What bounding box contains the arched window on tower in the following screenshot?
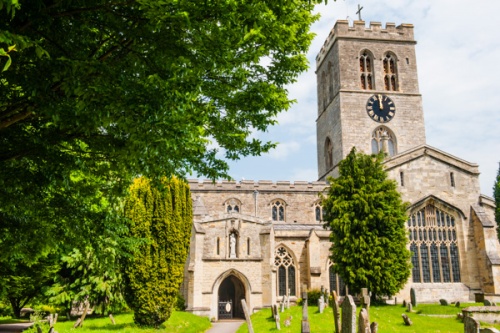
[328,61,334,100]
[371,126,397,156]
[321,71,327,110]
[408,204,461,283]
[314,201,324,223]
[359,51,374,90]
[275,246,296,296]
[325,137,333,170]
[383,53,398,91]
[271,199,286,222]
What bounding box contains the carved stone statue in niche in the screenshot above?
[229,232,237,258]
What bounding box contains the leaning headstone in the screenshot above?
[464,315,480,333]
[402,313,413,326]
[410,288,417,307]
[484,299,492,306]
[241,299,254,333]
[358,308,370,333]
[331,291,341,333]
[280,301,285,313]
[272,304,278,319]
[439,299,448,306]
[370,321,378,333]
[341,295,356,333]
[406,302,412,312]
[109,313,115,325]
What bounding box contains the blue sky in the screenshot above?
[224,0,500,197]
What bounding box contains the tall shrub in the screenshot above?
[123,177,192,327]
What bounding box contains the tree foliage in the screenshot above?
[123,177,192,327]
[322,147,411,298]
[494,163,500,241]
[0,0,321,271]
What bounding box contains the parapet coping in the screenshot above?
[316,20,415,69]
[188,179,328,190]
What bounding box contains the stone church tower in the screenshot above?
[182,20,500,320]
[316,21,426,180]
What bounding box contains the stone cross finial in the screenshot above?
[356,4,364,21]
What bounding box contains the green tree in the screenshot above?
[322,147,411,298]
[0,0,322,276]
[123,177,192,327]
[494,163,500,241]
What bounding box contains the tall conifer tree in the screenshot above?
[123,177,192,327]
[323,147,411,298]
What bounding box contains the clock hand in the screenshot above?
[378,94,383,110]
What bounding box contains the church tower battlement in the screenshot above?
[316,20,426,181]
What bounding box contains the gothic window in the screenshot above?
[359,51,374,90]
[408,204,461,283]
[371,126,397,156]
[321,71,327,110]
[329,262,346,296]
[247,237,250,256]
[383,53,398,91]
[450,172,455,187]
[314,201,324,222]
[325,137,333,170]
[225,198,241,214]
[216,237,220,256]
[271,200,286,222]
[275,246,296,296]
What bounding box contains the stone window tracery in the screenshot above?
[383,53,398,91]
[271,200,286,222]
[225,198,241,214]
[371,126,396,156]
[275,246,296,296]
[328,261,346,296]
[359,51,374,90]
[408,204,461,283]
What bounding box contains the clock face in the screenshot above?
[366,94,396,123]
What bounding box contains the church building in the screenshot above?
[181,20,499,320]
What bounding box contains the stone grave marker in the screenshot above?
[358,308,370,333]
[301,320,311,333]
[456,301,461,308]
[484,299,492,306]
[241,299,254,333]
[301,298,310,333]
[464,315,480,333]
[402,313,412,326]
[410,288,417,307]
[402,299,406,307]
[286,289,291,309]
[331,291,341,333]
[319,296,324,314]
[341,295,356,333]
[109,313,115,325]
[272,304,277,319]
[302,298,308,321]
[406,302,412,312]
[284,315,292,327]
[370,321,378,333]
[439,299,448,306]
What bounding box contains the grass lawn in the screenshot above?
[0,317,30,324]
[236,303,500,333]
[26,311,211,333]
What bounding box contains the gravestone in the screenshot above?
[341,295,356,333]
[394,297,397,305]
[370,321,378,333]
[331,291,341,333]
[410,288,417,307]
[284,315,292,327]
[402,313,412,326]
[456,301,461,308]
[280,301,285,313]
[485,299,492,306]
[301,320,311,333]
[358,308,370,333]
[286,289,291,309]
[319,297,324,314]
[241,299,254,333]
[402,300,406,307]
[302,299,308,321]
[439,299,448,306]
[406,302,412,312]
[464,315,480,333]
[272,304,277,319]
[109,314,115,325]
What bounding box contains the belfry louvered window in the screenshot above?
[359,51,374,90]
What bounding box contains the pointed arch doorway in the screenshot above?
[218,275,245,319]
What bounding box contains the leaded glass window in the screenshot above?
[225,198,241,214]
[408,205,461,283]
[371,126,397,156]
[272,200,286,222]
[383,53,398,91]
[360,51,374,90]
[329,263,347,296]
[275,246,296,296]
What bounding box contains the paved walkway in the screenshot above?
[205,320,244,333]
[0,322,33,333]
